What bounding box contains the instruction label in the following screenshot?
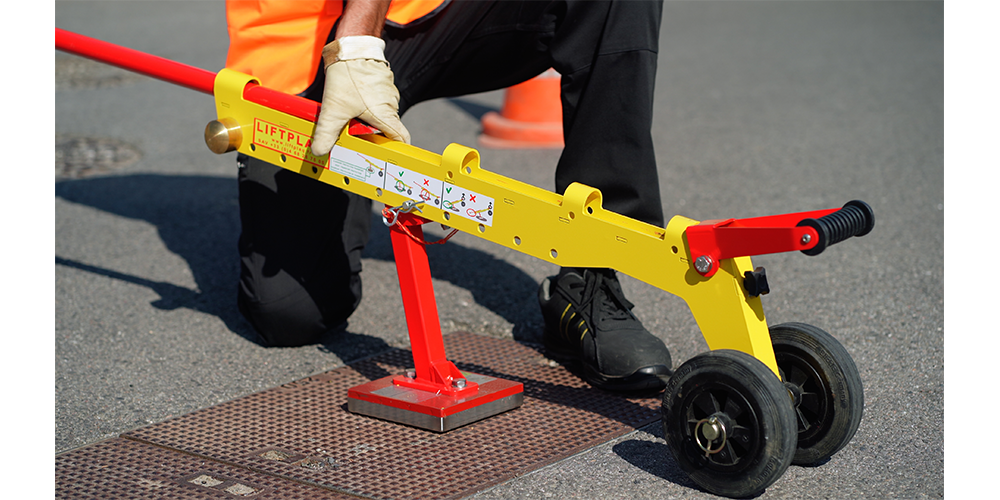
[442,184,494,226]
[319,144,495,226]
[328,146,388,188]
[386,165,445,208]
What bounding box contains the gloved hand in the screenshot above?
[310,36,410,157]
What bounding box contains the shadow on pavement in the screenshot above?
[612,432,702,493]
[56,173,255,341]
[56,173,542,358]
[457,359,663,429]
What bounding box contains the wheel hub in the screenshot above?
[785,381,803,407]
[695,413,730,457]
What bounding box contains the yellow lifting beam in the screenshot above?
[211,69,778,375]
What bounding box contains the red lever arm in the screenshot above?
[685,207,840,277]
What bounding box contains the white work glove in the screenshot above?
[310,36,411,157]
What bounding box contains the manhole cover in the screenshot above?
[56,135,142,180]
[56,53,145,90]
[118,332,662,500]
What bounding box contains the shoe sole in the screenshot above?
[543,336,671,393]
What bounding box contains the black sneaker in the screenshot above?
[538,267,672,392]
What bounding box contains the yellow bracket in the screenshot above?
[211,69,778,376]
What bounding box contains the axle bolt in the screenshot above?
[695,415,728,456]
[694,255,714,274]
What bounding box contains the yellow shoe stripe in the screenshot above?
[559,304,573,340]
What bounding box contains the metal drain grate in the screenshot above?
[55,438,355,499]
[124,332,660,499]
[59,332,661,499]
[55,135,141,179]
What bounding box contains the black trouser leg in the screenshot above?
[236,154,369,346]
[555,45,663,227]
[385,0,665,225]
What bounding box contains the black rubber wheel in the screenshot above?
[662,350,796,498]
[770,322,864,466]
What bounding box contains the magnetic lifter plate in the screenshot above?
[348,372,524,432]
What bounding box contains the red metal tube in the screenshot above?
[55,27,324,123]
[55,28,216,95]
[242,85,320,123]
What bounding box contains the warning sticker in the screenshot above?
[251,118,326,168]
[442,185,494,226]
[328,145,388,188]
[385,165,445,208]
[262,140,498,226]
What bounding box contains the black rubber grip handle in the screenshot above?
[797,200,875,256]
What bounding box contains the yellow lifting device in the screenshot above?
[211,68,782,374]
[57,27,874,496]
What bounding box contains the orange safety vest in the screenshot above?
[225,0,447,95]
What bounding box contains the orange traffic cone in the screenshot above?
[479,69,563,149]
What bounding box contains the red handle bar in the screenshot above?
[55,28,378,134]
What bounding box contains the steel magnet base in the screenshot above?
[348,372,524,432]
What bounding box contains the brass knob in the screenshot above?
[204,117,242,154]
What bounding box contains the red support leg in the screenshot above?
[388,213,476,396]
[346,208,523,432]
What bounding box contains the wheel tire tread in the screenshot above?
[771,322,864,466]
[662,349,796,498]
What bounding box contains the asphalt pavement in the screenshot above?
[53,1,946,498]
